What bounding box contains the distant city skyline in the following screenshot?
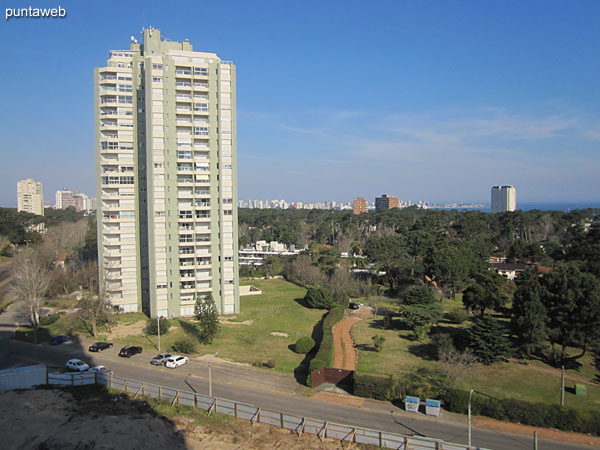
[1,1,600,206]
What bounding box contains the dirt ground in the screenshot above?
[0,387,359,450]
[331,306,374,371]
[332,317,361,370]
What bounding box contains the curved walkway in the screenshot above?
[332,316,360,370]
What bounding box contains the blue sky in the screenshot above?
[1,0,599,206]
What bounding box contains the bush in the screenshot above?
[304,285,336,309]
[169,337,197,354]
[447,309,469,324]
[431,332,454,358]
[354,374,404,401]
[39,312,63,326]
[440,387,600,435]
[144,317,170,336]
[264,359,276,368]
[294,336,315,354]
[307,306,345,385]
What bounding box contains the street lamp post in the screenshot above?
[468,388,474,449]
[157,316,161,352]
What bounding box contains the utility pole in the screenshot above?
[209,364,212,397]
[468,389,474,449]
[533,430,538,450]
[157,316,161,352]
[561,365,565,406]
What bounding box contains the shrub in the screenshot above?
[169,337,197,354]
[431,332,454,358]
[354,374,404,401]
[294,336,315,354]
[372,335,385,352]
[264,359,276,368]
[440,387,600,435]
[304,285,336,309]
[144,317,170,336]
[447,308,469,324]
[307,306,345,385]
[39,312,63,326]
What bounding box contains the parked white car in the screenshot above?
[87,365,113,376]
[165,355,189,369]
[65,359,89,372]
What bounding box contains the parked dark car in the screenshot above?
[89,342,113,352]
[49,335,71,345]
[349,302,360,310]
[119,345,143,358]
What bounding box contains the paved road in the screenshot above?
[0,336,594,450]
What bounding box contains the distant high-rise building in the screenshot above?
[353,197,368,215]
[95,28,238,317]
[72,192,89,212]
[55,188,74,209]
[375,194,399,211]
[17,178,44,216]
[491,185,516,213]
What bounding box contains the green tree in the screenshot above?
[304,285,336,309]
[144,317,171,336]
[511,270,547,355]
[400,303,443,340]
[540,263,600,364]
[467,316,512,365]
[462,270,507,317]
[402,285,436,305]
[427,241,473,298]
[194,293,220,344]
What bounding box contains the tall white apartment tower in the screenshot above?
[17,178,44,216]
[491,185,517,213]
[95,28,239,317]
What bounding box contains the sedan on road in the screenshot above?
[49,335,71,345]
[88,342,113,352]
[150,353,173,366]
[165,355,189,369]
[65,359,89,372]
[87,365,113,376]
[118,345,143,358]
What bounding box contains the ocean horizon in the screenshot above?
[453,202,600,213]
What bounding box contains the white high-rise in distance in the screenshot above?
[17,178,44,216]
[95,28,239,318]
[491,185,516,213]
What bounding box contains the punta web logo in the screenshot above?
[6,6,67,20]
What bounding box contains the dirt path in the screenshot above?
[332,316,360,370]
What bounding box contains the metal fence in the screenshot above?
[97,375,488,450]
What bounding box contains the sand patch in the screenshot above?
[270,332,289,337]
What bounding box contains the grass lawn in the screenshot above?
[352,296,600,410]
[202,279,324,374]
[15,279,323,375]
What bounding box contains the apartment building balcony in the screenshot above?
[105,282,122,291]
[103,248,121,257]
[195,247,211,256]
[104,270,122,280]
[195,271,212,281]
[104,258,122,268]
[102,227,120,236]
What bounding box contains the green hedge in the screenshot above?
[307,306,344,385]
[441,387,600,436]
[354,374,405,401]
